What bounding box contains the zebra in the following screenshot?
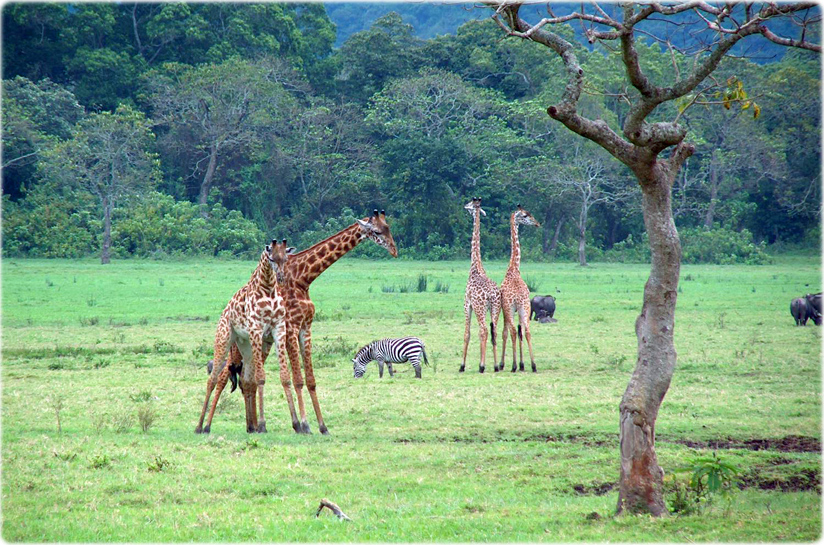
[352,337,429,379]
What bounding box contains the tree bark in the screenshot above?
[616,160,680,516]
[548,214,564,256]
[704,149,719,229]
[101,197,112,265]
[578,202,588,266]
[199,143,219,212]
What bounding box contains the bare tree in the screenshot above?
[552,143,634,266]
[491,1,819,515]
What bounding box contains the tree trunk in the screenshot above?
[703,150,719,229]
[548,214,564,256]
[101,198,112,265]
[577,203,587,267]
[199,144,219,213]
[616,162,680,516]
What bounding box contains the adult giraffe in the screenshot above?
[226,210,397,434]
[498,205,540,373]
[195,239,293,434]
[460,197,501,374]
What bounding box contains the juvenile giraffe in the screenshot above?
[498,205,541,372]
[225,210,398,434]
[460,197,501,373]
[195,239,294,434]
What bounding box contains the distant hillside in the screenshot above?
[324,2,800,62]
[325,2,484,46]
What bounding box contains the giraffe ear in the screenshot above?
[286,247,297,255]
[479,207,487,217]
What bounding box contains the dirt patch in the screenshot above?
[672,435,820,453]
[739,469,821,493]
[573,482,616,496]
[527,434,614,448]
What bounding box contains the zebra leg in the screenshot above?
[412,357,422,379]
[387,361,395,377]
[377,359,384,378]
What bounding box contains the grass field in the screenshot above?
[2,255,821,542]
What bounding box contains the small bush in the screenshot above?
[524,275,541,292]
[434,280,450,293]
[79,316,99,327]
[147,455,170,472]
[48,394,65,433]
[137,404,157,433]
[416,274,428,293]
[89,454,111,469]
[129,391,153,403]
[112,410,133,434]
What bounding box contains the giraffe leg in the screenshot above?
[519,305,537,372]
[286,331,310,434]
[507,307,519,373]
[274,322,299,433]
[499,301,515,372]
[302,327,329,435]
[196,322,230,433]
[460,304,472,372]
[235,336,259,432]
[491,295,501,372]
[474,304,488,373]
[517,313,525,372]
[255,335,274,433]
[203,362,232,434]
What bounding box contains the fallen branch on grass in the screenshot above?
[315,498,352,521]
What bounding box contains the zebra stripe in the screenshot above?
[353,337,428,379]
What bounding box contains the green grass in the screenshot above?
[2,256,821,542]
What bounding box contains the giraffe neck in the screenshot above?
[250,252,277,294]
[509,214,521,272]
[286,223,366,291]
[470,211,484,273]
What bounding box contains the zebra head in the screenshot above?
[356,210,398,258]
[352,343,373,378]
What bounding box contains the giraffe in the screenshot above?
[195,239,294,434]
[225,210,398,434]
[498,205,541,373]
[460,197,501,374]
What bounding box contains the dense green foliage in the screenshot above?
[2,257,820,540]
[2,3,820,262]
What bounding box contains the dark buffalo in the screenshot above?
[805,292,822,325]
[535,309,558,324]
[791,297,811,326]
[530,295,556,322]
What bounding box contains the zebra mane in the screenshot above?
[354,341,375,360]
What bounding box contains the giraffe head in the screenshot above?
[266,238,296,284]
[356,210,398,258]
[513,204,540,227]
[464,197,486,218]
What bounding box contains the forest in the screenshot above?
[2,3,821,263]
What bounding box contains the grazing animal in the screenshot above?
[530,295,556,322]
[499,205,541,373]
[460,197,502,373]
[791,297,811,326]
[352,337,430,379]
[224,210,398,434]
[536,309,558,324]
[206,358,239,393]
[805,292,822,325]
[195,240,293,434]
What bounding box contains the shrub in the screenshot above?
[680,227,770,265]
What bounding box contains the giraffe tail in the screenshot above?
[517,324,522,341]
[489,321,496,346]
